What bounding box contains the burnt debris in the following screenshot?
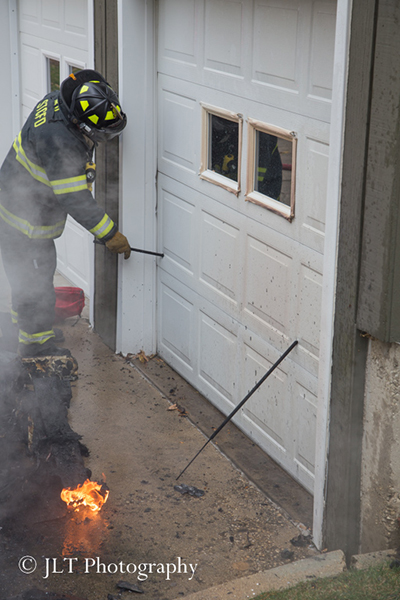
[117,580,144,594]
[174,483,205,498]
[0,349,89,525]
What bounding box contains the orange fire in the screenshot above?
[61,479,109,512]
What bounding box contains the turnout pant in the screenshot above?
[0,224,57,354]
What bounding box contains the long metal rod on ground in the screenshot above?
[94,239,164,257]
[176,339,299,481]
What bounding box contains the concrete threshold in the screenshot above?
[173,550,346,600]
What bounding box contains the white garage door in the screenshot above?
[156,0,336,493]
[18,0,93,296]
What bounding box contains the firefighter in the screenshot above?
[256,133,282,201]
[0,69,131,358]
[210,115,239,181]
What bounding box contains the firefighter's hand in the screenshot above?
[105,231,131,259]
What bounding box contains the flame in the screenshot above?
[61,479,109,512]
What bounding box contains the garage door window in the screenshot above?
[246,119,297,221]
[47,58,60,92]
[200,104,243,195]
[68,64,83,76]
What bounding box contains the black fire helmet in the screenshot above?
[60,69,127,143]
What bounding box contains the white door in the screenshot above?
[156,0,336,493]
[18,0,93,296]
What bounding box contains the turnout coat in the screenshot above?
[0,91,117,242]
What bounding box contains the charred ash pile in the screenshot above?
[0,347,90,525]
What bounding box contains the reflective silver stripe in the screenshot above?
[51,175,88,195]
[0,203,65,239]
[90,214,115,239]
[19,329,55,345]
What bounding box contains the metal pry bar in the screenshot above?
[129,246,164,257]
[176,339,299,481]
[94,239,164,257]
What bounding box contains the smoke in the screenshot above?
[0,248,13,351]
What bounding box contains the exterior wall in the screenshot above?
[360,339,400,551]
[357,0,400,553]
[0,2,16,163]
[0,1,17,314]
[316,0,375,557]
[318,0,400,558]
[357,0,400,343]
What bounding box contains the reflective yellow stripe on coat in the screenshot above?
[90,213,115,239]
[0,203,66,239]
[13,133,50,186]
[13,132,89,194]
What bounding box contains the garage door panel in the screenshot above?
[298,136,329,254]
[159,0,197,65]
[204,0,244,77]
[159,175,247,315]
[244,235,293,338]
[199,311,238,402]
[236,332,318,492]
[293,381,317,487]
[159,282,195,369]
[295,262,323,377]
[157,271,243,413]
[42,0,62,29]
[20,42,43,108]
[159,88,198,172]
[200,211,240,304]
[19,0,40,26]
[253,1,300,91]
[161,187,196,274]
[308,1,336,101]
[20,0,88,48]
[64,0,89,38]
[241,343,289,452]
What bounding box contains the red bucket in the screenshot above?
[54,287,85,322]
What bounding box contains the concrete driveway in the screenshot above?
[1,303,316,600]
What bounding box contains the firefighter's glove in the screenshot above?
[105,231,131,259]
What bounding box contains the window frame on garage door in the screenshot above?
[200,102,243,196]
[246,118,297,222]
